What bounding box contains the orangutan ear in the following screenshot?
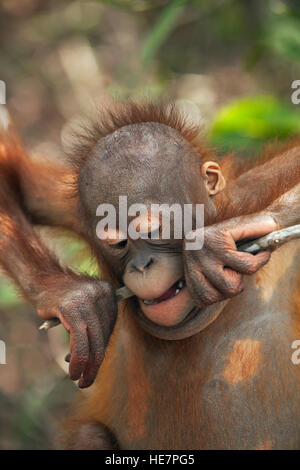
[200,161,226,196]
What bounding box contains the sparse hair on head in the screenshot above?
[67,100,201,174]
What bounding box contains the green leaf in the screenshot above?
[209,96,300,153]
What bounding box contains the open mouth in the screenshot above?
[141,279,186,305]
[138,278,190,327]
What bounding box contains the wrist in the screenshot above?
[28,269,77,309]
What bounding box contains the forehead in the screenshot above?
[78,122,200,216]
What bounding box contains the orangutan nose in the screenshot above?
[132,255,154,273]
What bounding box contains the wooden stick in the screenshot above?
[39,224,300,332]
[237,224,300,254]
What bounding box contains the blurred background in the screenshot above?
[0,0,300,449]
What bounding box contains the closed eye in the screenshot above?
[110,239,128,249]
[149,226,161,239]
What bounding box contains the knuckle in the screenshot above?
[225,282,243,297]
[206,232,226,255]
[72,316,88,331]
[204,229,216,246]
[187,287,203,306]
[224,285,238,296]
[99,281,115,299]
[82,281,106,299]
[83,282,99,298]
[187,269,204,287]
[72,352,89,367]
[201,292,219,305]
[193,286,219,305]
[222,274,243,296]
[246,262,259,275]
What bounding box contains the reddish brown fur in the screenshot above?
[0,102,299,449]
[215,139,300,221]
[60,103,300,449]
[65,101,300,224]
[68,101,200,172]
[222,339,262,385]
[0,125,81,301]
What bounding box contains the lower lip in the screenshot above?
[138,285,191,327]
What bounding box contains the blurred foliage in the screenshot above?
[142,0,187,64]
[0,237,97,309]
[266,14,300,64]
[210,95,300,152]
[0,280,23,308]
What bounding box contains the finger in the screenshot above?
[223,250,271,275]
[79,299,117,388]
[79,348,103,389]
[79,314,105,388]
[95,295,118,344]
[185,265,225,307]
[69,320,89,382]
[199,257,244,297]
[229,217,278,242]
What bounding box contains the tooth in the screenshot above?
[143,299,157,305]
[175,288,180,295]
[178,281,183,289]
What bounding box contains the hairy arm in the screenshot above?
[184,147,300,308]
[0,122,80,231]
[217,144,300,219]
[266,182,300,228]
[0,123,117,388]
